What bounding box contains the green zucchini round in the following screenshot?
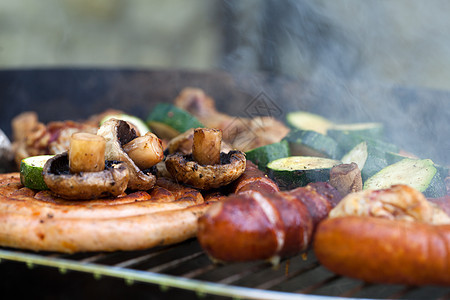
[245,140,290,171]
[267,156,341,190]
[284,129,342,160]
[363,158,446,198]
[286,111,334,135]
[146,103,203,138]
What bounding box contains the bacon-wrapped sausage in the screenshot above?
[197,181,342,262]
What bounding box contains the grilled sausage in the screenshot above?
[314,216,450,286]
[0,173,211,252]
[197,182,342,262]
[0,202,213,253]
[3,180,204,219]
[314,185,450,286]
[230,161,279,194]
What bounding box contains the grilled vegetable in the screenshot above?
[123,132,164,170]
[329,122,384,140]
[386,152,449,186]
[286,111,334,135]
[100,114,150,136]
[43,152,130,200]
[341,141,390,182]
[147,103,203,139]
[363,158,446,198]
[165,128,246,190]
[385,151,416,165]
[245,140,290,171]
[20,155,54,190]
[97,119,156,190]
[284,129,342,159]
[268,156,341,189]
[327,129,398,154]
[165,151,246,190]
[69,132,106,173]
[341,141,368,170]
[192,128,222,166]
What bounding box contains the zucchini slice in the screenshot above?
[340,141,389,182]
[385,151,417,165]
[286,111,334,135]
[20,155,54,190]
[341,141,368,171]
[146,103,203,139]
[284,129,342,160]
[267,156,341,189]
[245,140,290,171]
[328,122,384,140]
[363,158,446,198]
[327,129,398,154]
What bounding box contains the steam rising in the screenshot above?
[219,0,450,165]
[220,0,450,88]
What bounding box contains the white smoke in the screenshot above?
[220,0,450,91]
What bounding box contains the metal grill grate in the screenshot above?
[0,239,449,299]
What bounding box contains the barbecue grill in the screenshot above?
[2,239,450,300]
[0,69,449,299]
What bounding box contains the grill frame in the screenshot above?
[0,239,448,299]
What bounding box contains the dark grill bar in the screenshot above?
[0,239,449,299]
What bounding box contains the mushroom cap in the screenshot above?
[43,152,129,200]
[165,150,246,190]
[97,119,156,190]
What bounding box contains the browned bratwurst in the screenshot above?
[230,161,280,194]
[197,181,342,262]
[314,185,450,286]
[314,216,450,286]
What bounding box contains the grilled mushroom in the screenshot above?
[97,119,159,190]
[164,128,233,156]
[43,152,129,200]
[165,128,246,189]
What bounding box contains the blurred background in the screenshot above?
[2,0,450,91]
[0,0,449,165]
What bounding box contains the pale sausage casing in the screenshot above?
[0,173,211,253]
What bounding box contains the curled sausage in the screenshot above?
[0,202,213,253]
[0,173,211,252]
[5,177,204,219]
